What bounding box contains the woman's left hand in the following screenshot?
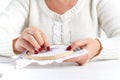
[64,38,102,65]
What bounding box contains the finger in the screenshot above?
[22,33,40,51]
[64,57,78,62]
[26,28,44,47]
[67,40,87,51]
[26,27,50,51]
[20,39,35,54]
[41,32,50,51]
[71,40,87,50]
[64,54,90,65]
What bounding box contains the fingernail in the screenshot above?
[47,46,50,51]
[41,45,44,48]
[38,48,43,52]
[66,46,72,50]
[34,50,38,54]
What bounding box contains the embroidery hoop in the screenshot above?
[25,50,74,60]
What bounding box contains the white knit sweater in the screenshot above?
[0,0,120,60]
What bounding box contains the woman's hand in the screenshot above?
[64,38,102,65]
[13,26,50,54]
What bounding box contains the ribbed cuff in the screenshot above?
[91,38,120,61]
[0,34,20,56]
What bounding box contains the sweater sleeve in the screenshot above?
[93,0,120,60]
[0,0,29,56]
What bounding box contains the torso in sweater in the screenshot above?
[28,0,101,45]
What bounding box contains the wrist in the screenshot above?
[95,39,103,56]
[88,39,103,60]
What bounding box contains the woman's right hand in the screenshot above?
[13,26,50,54]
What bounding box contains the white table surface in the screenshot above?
[0,57,120,80]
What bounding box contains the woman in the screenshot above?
[0,0,120,65]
